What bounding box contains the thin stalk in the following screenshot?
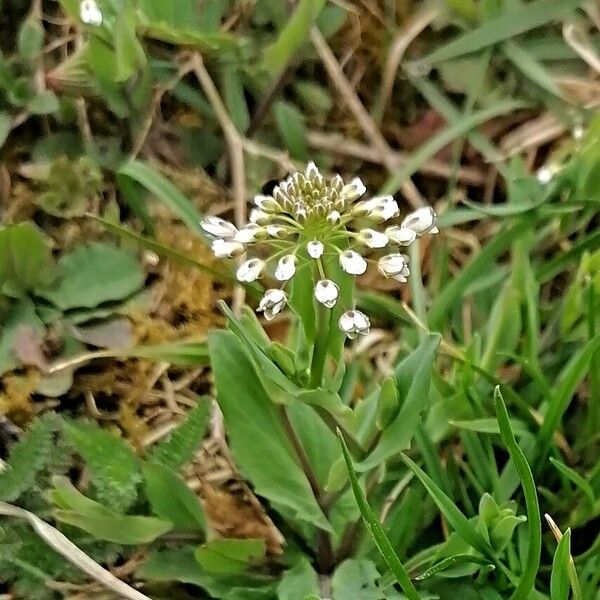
[309,304,331,388]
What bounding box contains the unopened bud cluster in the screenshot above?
[201,163,438,338]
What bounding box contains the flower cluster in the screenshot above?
[201,163,438,338]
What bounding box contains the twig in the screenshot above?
[310,27,424,208]
[307,130,486,185]
[191,53,247,313]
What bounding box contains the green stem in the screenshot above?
[309,299,331,388]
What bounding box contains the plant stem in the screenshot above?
[309,300,331,389]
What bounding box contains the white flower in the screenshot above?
[401,207,439,235]
[211,239,245,258]
[307,240,324,259]
[314,279,339,308]
[236,258,265,282]
[378,254,410,282]
[339,250,367,275]
[266,225,285,238]
[254,195,280,211]
[80,0,102,25]
[339,310,370,339]
[364,196,399,221]
[249,208,270,224]
[386,226,417,246]
[275,255,297,281]
[234,224,265,244]
[357,229,389,249]
[306,161,323,182]
[327,210,341,224]
[257,289,288,321]
[201,215,237,239]
[341,177,366,201]
[536,166,553,184]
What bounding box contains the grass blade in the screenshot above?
[117,160,204,235]
[550,528,571,600]
[400,453,495,560]
[549,458,595,505]
[419,0,584,65]
[494,387,541,600]
[337,430,422,600]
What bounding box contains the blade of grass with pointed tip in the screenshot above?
[549,458,595,505]
[551,529,571,600]
[337,431,422,600]
[117,160,203,235]
[380,99,526,195]
[400,453,495,560]
[494,387,541,600]
[420,0,584,65]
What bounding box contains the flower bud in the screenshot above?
[211,239,245,258]
[401,206,438,235]
[357,229,389,249]
[378,254,410,282]
[257,289,288,321]
[314,279,339,308]
[234,224,266,244]
[339,250,367,275]
[274,255,297,281]
[236,258,265,282]
[339,310,370,339]
[201,215,237,239]
[307,240,324,259]
[386,226,417,246]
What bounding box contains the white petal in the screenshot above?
[386,226,417,246]
[249,208,270,224]
[201,215,237,238]
[254,195,279,211]
[80,0,103,25]
[314,279,339,308]
[339,250,367,275]
[266,225,285,238]
[236,259,264,282]
[339,309,370,339]
[258,289,287,320]
[211,239,244,258]
[401,206,438,235]
[353,310,370,331]
[341,177,366,201]
[275,255,297,281]
[339,311,355,333]
[234,224,264,243]
[536,167,553,184]
[358,229,388,249]
[378,253,408,278]
[307,240,324,259]
[305,161,322,181]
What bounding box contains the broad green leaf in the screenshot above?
[51,476,172,544]
[277,558,319,600]
[195,538,265,575]
[208,329,330,530]
[0,222,56,295]
[63,420,141,512]
[494,388,541,600]
[338,433,421,600]
[331,559,384,600]
[38,243,144,310]
[420,0,584,65]
[550,529,571,600]
[117,160,204,235]
[263,0,327,75]
[359,334,440,470]
[143,462,206,532]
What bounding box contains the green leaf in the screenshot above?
[549,458,594,505]
[117,160,204,235]
[0,112,10,149]
[494,388,541,600]
[0,222,56,295]
[331,559,385,600]
[17,14,43,64]
[450,418,529,436]
[149,398,211,470]
[208,329,330,531]
[400,453,495,560]
[0,414,58,502]
[222,65,249,132]
[337,432,421,600]
[262,0,327,75]
[63,420,141,512]
[143,462,206,532]
[195,538,265,575]
[50,476,172,544]
[27,91,60,115]
[415,554,494,580]
[419,0,584,66]
[277,558,319,600]
[114,1,146,81]
[360,334,440,470]
[38,243,144,310]
[550,529,571,600]
[274,100,308,161]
